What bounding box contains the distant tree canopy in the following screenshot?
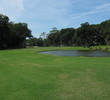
[27,19,110,47]
[1,14,110,49]
[34,20,110,47]
[76,22,105,47]
[0,14,32,49]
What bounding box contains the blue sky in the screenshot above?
[0,0,110,37]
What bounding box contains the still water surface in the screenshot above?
[39,50,110,57]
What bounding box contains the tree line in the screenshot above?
[27,20,110,47]
[0,14,32,49]
[0,14,110,49]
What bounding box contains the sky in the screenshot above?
[0,0,110,37]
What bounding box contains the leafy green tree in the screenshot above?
[40,32,46,40]
[60,28,75,46]
[36,38,44,46]
[8,22,32,48]
[0,14,10,49]
[100,19,110,45]
[76,22,104,47]
[0,14,32,49]
[47,27,60,46]
[26,37,37,47]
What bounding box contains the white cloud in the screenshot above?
[83,3,110,15]
[21,0,72,31]
[96,3,110,9]
[0,0,24,20]
[24,0,71,19]
[66,2,110,25]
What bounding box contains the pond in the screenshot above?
[39,50,110,57]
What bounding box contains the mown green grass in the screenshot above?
[0,47,110,100]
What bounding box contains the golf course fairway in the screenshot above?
[0,47,110,100]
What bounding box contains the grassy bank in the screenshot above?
[0,47,110,100]
[90,46,110,51]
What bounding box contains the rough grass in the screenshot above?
[0,47,110,100]
[90,46,110,51]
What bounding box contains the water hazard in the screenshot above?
[39,50,110,57]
